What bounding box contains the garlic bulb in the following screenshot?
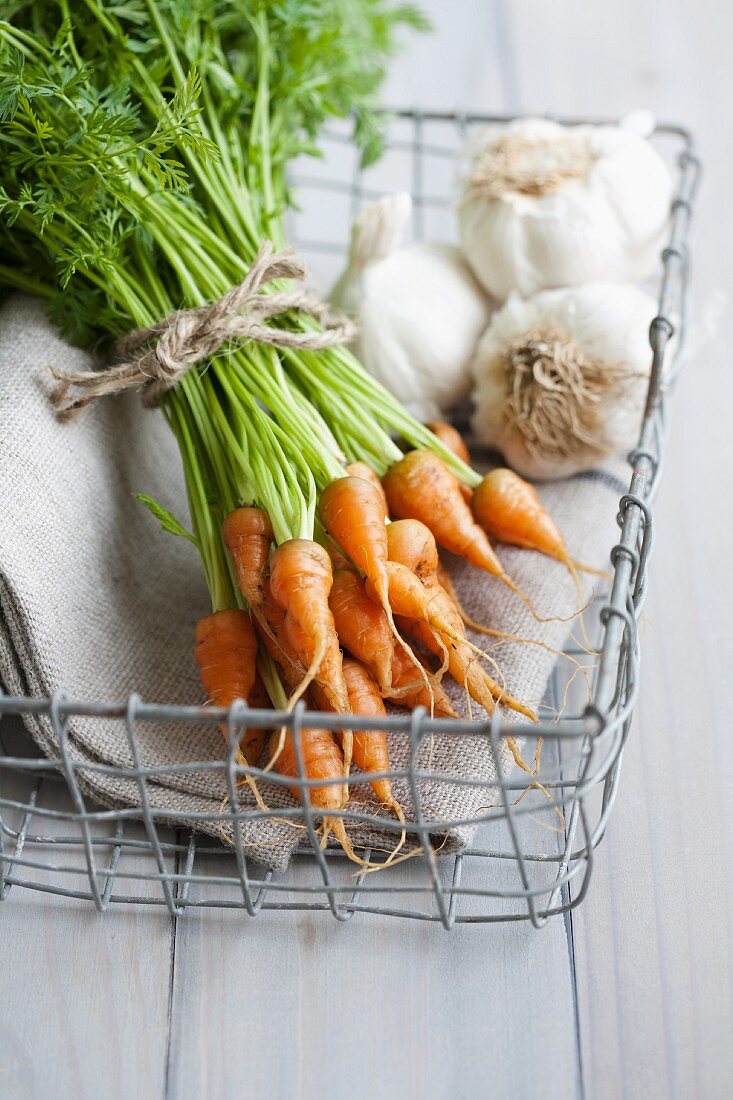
[330,193,494,421]
[471,282,659,479]
[458,117,672,299]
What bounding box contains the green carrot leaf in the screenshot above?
[133,493,197,544]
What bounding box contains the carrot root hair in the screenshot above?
[572,558,612,580]
[439,568,594,703]
[322,816,407,870]
[285,636,326,711]
[368,572,436,716]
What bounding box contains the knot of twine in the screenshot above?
[50,241,356,420]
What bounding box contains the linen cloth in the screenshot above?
[0,295,625,870]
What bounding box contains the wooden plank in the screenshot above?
[0,717,173,1100]
[505,2,733,1096]
[165,828,581,1100]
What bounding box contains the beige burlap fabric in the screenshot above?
[0,295,625,871]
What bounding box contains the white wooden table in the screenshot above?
[1,3,732,1097]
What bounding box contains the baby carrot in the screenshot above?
[341,657,398,808]
[256,578,306,695]
[239,670,271,767]
[472,468,604,578]
[345,461,389,513]
[472,469,565,559]
[385,516,439,583]
[269,540,345,703]
[472,466,609,632]
[285,613,354,728]
[194,609,258,713]
[268,725,345,812]
[384,450,548,613]
[426,421,472,469]
[328,567,454,714]
[269,539,353,773]
[194,609,263,764]
[320,474,424,687]
[383,450,506,581]
[426,422,473,503]
[222,507,274,610]
[325,535,355,572]
[385,519,535,723]
[329,569,395,693]
[320,476,391,602]
[387,646,458,717]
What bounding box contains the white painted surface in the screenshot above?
[1,3,732,1098]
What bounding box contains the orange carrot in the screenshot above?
[269,540,345,703]
[320,476,389,588]
[342,660,408,863]
[388,520,488,635]
[320,474,426,687]
[425,421,474,501]
[471,467,607,618]
[436,560,455,593]
[222,507,273,610]
[256,578,306,695]
[397,614,536,773]
[437,561,593,712]
[383,450,508,581]
[268,723,380,866]
[194,609,258,712]
[239,671,270,766]
[328,567,454,713]
[386,519,550,794]
[425,421,472,466]
[384,520,535,724]
[341,657,400,811]
[329,569,395,693]
[284,613,351,721]
[345,461,389,514]
[388,646,458,717]
[269,539,352,772]
[383,522,481,656]
[194,609,262,773]
[369,559,462,641]
[385,520,466,673]
[309,658,405,862]
[472,469,567,560]
[385,517,439,583]
[268,725,345,811]
[397,591,534,722]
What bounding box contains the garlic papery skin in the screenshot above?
[458,118,672,299]
[330,193,495,421]
[470,282,660,479]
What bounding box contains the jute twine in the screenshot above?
[50,241,356,420]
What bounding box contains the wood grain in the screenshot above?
[505,1,733,1096]
[164,825,580,1100]
[0,722,174,1100]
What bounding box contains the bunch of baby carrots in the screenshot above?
[191,402,580,857]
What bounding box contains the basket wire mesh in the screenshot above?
[0,111,700,928]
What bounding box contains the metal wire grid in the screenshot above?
[0,112,700,928]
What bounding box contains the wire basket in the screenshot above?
[0,111,700,928]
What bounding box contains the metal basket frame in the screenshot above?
[0,111,700,929]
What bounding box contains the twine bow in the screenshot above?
[50,242,356,420]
